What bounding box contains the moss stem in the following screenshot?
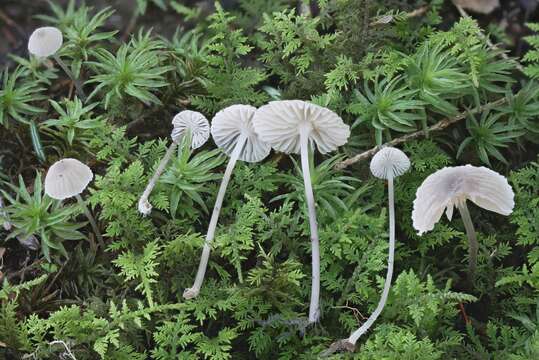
[75,194,104,248]
[53,54,86,101]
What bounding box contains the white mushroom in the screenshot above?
[28,26,86,100]
[252,100,350,323]
[28,27,63,58]
[346,147,410,346]
[412,165,514,274]
[184,104,271,299]
[45,158,103,246]
[138,111,210,215]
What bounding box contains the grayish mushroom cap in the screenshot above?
[28,27,63,58]
[412,165,515,235]
[252,100,350,154]
[211,104,271,163]
[45,158,93,200]
[370,147,410,179]
[171,110,211,149]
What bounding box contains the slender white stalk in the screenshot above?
[298,127,321,323]
[457,201,478,276]
[75,194,104,247]
[348,176,395,344]
[138,140,178,215]
[184,134,247,299]
[53,54,86,101]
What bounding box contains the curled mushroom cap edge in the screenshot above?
[412,165,515,235]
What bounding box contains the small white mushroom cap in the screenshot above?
[211,104,271,163]
[412,165,515,235]
[252,100,350,154]
[28,27,63,58]
[45,158,93,200]
[171,110,210,149]
[370,147,410,179]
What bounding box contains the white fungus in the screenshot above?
[45,158,103,246]
[253,100,350,155]
[184,104,270,300]
[138,110,211,216]
[370,147,411,180]
[345,147,410,346]
[211,104,271,163]
[412,165,514,235]
[28,27,63,58]
[45,158,93,200]
[412,165,514,275]
[171,110,211,149]
[252,100,350,323]
[28,26,86,100]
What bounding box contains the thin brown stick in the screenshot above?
[459,302,470,324]
[335,97,507,170]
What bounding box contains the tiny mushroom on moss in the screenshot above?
[138,110,210,216]
[412,165,515,275]
[184,104,271,300]
[345,147,410,348]
[252,100,350,323]
[45,158,103,246]
[28,26,86,100]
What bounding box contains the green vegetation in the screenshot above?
[0,1,538,358]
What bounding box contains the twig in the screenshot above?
[459,302,470,324]
[49,340,77,360]
[454,4,524,72]
[370,6,428,26]
[333,304,365,324]
[335,98,507,170]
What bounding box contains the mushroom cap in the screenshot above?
[171,110,210,149]
[370,147,410,179]
[210,104,271,163]
[28,27,63,58]
[45,158,93,200]
[412,165,515,235]
[252,100,350,155]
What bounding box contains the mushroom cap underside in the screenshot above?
[211,104,271,163]
[412,165,515,235]
[252,100,350,155]
[45,158,93,200]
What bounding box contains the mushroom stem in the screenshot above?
[184,134,247,299]
[348,176,396,344]
[52,54,86,101]
[139,140,178,214]
[29,120,46,163]
[75,194,104,248]
[457,201,478,276]
[299,128,321,323]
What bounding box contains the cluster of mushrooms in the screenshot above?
[32,26,516,350]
